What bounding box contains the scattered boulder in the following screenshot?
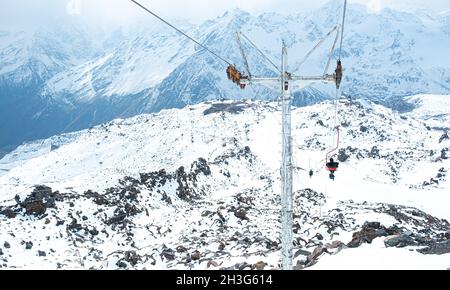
[84,190,109,205]
[161,248,175,261]
[430,178,439,185]
[161,192,172,205]
[89,228,99,236]
[347,222,398,248]
[326,240,345,250]
[67,218,82,231]
[201,210,213,217]
[238,146,253,162]
[25,242,33,250]
[203,102,248,116]
[293,261,305,270]
[236,192,254,206]
[120,251,141,266]
[337,149,350,162]
[370,146,380,158]
[294,249,311,258]
[191,251,201,261]
[191,158,211,176]
[0,208,16,219]
[341,120,351,127]
[252,261,268,270]
[4,242,10,249]
[238,262,252,270]
[441,148,449,160]
[25,202,46,216]
[417,240,450,255]
[38,250,46,257]
[207,260,219,268]
[360,125,368,133]
[234,207,249,221]
[384,234,417,248]
[439,132,449,143]
[176,246,187,253]
[315,233,324,241]
[306,246,328,266]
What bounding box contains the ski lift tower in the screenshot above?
[236,0,347,269]
[239,42,337,270]
[130,0,347,271]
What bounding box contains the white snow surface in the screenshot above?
[404,94,450,130]
[0,99,449,270]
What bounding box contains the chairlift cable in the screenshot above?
[239,31,282,73]
[324,28,340,76]
[236,31,252,77]
[292,25,339,74]
[130,0,234,66]
[339,0,348,61]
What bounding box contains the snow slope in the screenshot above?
[310,238,450,270]
[0,99,449,270]
[404,94,450,130]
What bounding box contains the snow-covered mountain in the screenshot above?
[0,22,99,153]
[2,1,450,153]
[404,94,450,131]
[1,99,449,269]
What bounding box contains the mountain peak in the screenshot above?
[212,8,252,31]
[223,8,251,18]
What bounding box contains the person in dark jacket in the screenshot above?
[326,158,339,180]
[335,60,343,89]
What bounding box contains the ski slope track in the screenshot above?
[0,99,449,270]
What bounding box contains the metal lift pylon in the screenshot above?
[130,0,348,271]
[239,42,336,270]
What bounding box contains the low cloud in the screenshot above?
[1,0,448,31]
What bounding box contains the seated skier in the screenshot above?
[326,158,340,180]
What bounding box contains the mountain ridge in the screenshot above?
[1,1,450,152]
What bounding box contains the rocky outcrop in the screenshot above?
[18,186,64,216]
[439,132,449,143]
[417,240,450,255]
[203,102,251,116]
[348,222,399,248]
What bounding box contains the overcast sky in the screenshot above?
[1,0,449,30]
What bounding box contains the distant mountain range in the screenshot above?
[1,0,450,152]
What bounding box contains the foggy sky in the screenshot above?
[0,0,448,31]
